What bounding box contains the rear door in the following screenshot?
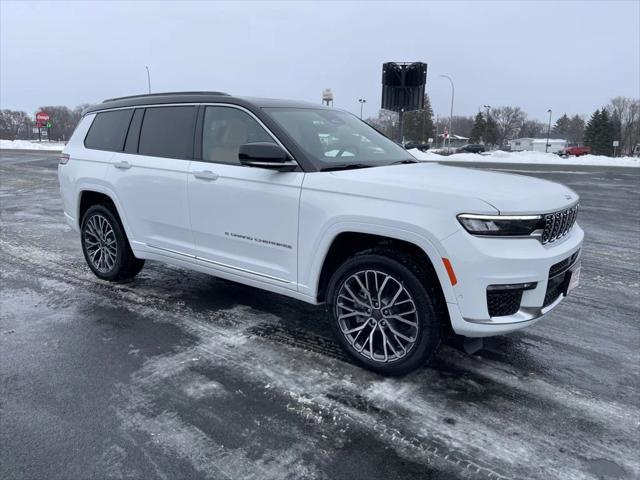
[187,105,303,288]
[106,105,197,256]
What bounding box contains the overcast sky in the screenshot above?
[1,1,639,121]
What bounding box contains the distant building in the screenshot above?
[437,134,469,148]
[509,138,567,154]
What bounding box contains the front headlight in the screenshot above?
[457,213,543,237]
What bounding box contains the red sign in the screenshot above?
[36,111,50,123]
[443,127,449,139]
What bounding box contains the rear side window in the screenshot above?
[84,109,134,151]
[138,106,197,159]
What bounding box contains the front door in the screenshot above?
[187,105,303,288]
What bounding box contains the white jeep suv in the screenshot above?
[58,92,583,375]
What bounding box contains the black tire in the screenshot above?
[326,248,444,376]
[80,204,144,282]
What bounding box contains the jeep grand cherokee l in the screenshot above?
[58,92,584,375]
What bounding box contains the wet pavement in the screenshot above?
[1,150,638,480]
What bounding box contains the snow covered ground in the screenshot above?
[0,139,66,151]
[2,151,638,480]
[409,149,640,168]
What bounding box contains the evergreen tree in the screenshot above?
[567,115,585,144]
[484,115,498,146]
[552,114,571,138]
[598,109,614,156]
[402,94,435,143]
[470,112,486,143]
[584,109,614,155]
[583,109,599,149]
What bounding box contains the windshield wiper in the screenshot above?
[389,159,418,165]
[320,163,372,172]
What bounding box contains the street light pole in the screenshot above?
[358,98,367,119]
[145,66,151,94]
[440,74,454,153]
[546,109,552,153]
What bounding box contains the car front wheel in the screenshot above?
[327,249,443,376]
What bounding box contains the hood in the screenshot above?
[324,163,578,214]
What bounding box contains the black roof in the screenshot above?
[82,91,327,115]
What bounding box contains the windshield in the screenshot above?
[264,108,415,170]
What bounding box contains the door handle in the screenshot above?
[114,160,132,170]
[193,170,219,181]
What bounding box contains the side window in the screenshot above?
[138,106,197,159]
[84,109,134,151]
[202,106,274,165]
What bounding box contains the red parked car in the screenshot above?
[558,146,591,157]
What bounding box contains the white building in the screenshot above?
[509,138,567,154]
[437,134,469,148]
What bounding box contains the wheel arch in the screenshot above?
[77,186,132,241]
[313,229,455,309]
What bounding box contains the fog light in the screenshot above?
[486,282,537,317]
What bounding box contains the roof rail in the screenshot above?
[102,91,230,103]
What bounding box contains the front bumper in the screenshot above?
[441,224,584,337]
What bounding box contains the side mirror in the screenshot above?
[238,142,297,171]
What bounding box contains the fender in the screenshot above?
[300,220,458,304]
[75,181,135,243]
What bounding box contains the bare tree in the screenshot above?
[37,105,86,141]
[366,109,398,140]
[431,115,474,145]
[0,110,34,140]
[519,119,546,139]
[606,96,640,155]
[491,106,526,146]
[449,116,474,139]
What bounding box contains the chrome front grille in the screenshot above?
[542,204,579,244]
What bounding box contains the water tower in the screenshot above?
[322,88,334,106]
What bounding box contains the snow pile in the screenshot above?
[0,139,66,151]
[409,148,639,168]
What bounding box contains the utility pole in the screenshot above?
[358,98,366,119]
[546,109,552,153]
[145,66,151,94]
[440,75,454,153]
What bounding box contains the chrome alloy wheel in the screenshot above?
[83,214,117,273]
[335,270,420,363]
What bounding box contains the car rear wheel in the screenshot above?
[327,249,443,376]
[81,204,144,281]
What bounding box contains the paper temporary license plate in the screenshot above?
[567,265,581,293]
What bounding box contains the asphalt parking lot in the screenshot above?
[1,150,638,480]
